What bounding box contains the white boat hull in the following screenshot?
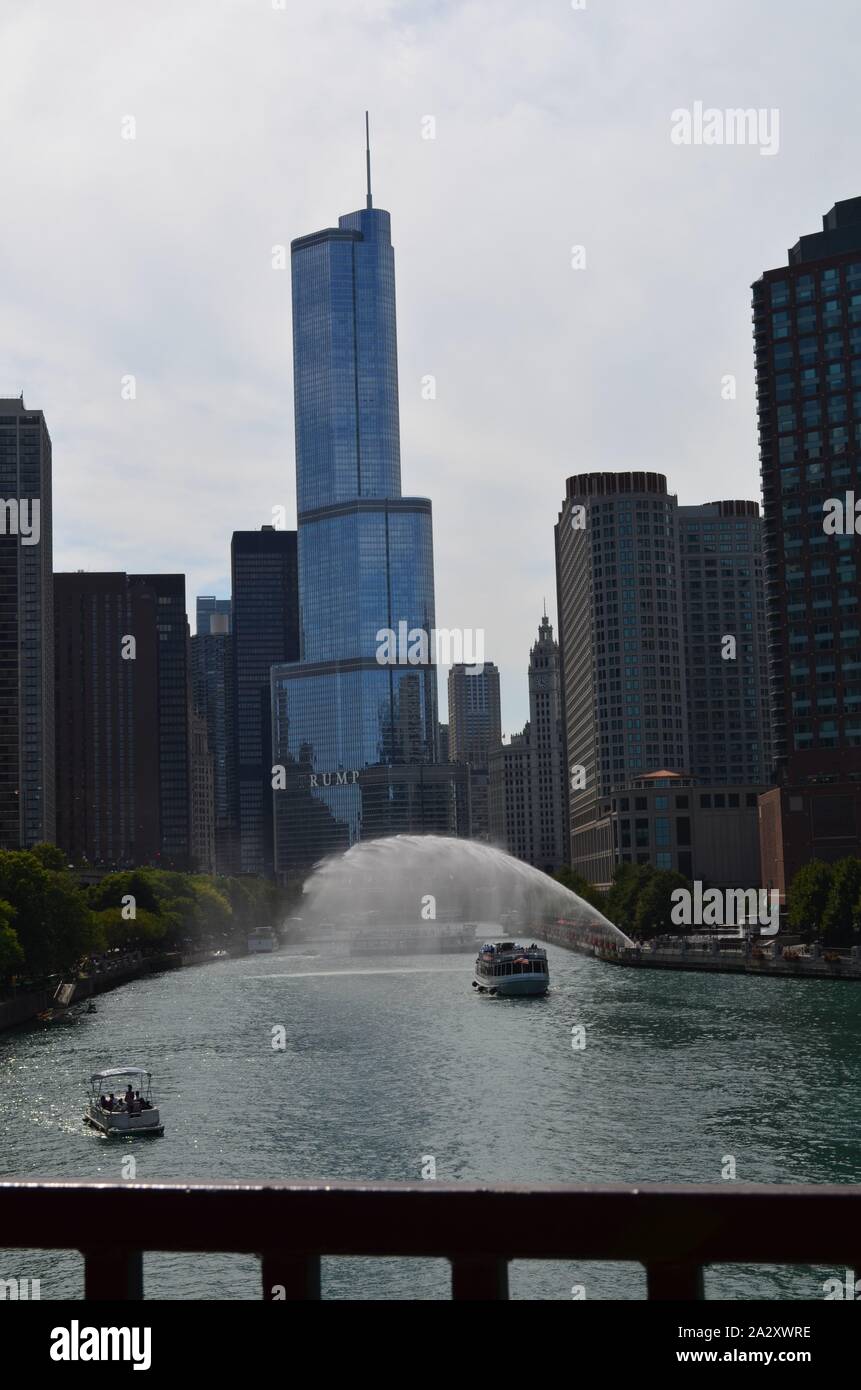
[84,1104,164,1137]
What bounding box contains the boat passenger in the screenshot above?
[106,1093,114,1111]
[124,1084,135,1110]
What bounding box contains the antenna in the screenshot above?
[365,111,372,209]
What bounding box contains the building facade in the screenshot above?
[447,662,501,839]
[196,595,232,636]
[0,397,54,849]
[127,573,190,868]
[232,527,299,877]
[272,174,464,883]
[190,611,237,874]
[555,474,771,888]
[753,197,861,897]
[555,472,688,885]
[54,572,173,866]
[678,500,771,786]
[189,706,216,874]
[488,614,566,872]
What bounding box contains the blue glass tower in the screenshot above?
[272,135,452,881]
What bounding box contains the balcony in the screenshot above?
[1,1179,860,1300]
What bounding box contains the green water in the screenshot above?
[1,943,858,1299]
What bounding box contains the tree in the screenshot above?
[605,862,656,935]
[633,870,691,940]
[787,860,834,936]
[30,842,68,873]
[553,866,601,911]
[0,899,24,983]
[0,851,97,979]
[820,857,861,944]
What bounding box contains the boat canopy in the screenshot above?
[89,1066,152,1083]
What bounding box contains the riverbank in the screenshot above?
[538,921,861,980]
[0,947,232,1032]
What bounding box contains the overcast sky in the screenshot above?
[1,0,859,731]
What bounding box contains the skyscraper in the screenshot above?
[196,595,232,636]
[0,397,54,850]
[232,527,299,876]
[129,573,190,868]
[272,136,461,883]
[488,614,566,871]
[448,662,501,839]
[190,608,236,874]
[53,571,175,866]
[554,473,768,888]
[754,198,861,895]
[556,472,688,883]
[678,500,771,786]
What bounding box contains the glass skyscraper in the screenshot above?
[272,179,449,882]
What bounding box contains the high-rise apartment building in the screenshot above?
[232,527,299,876]
[678,500,771,785]
[555,472,688,884]
[0,397,54,849]
[753,198,861,897]
[555,473,770,889]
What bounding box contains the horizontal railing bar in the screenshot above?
[0,1181,859,1267]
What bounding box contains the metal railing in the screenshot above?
[1,1180,860,1300]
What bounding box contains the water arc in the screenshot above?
[292,834,635,950]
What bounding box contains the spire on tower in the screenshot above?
[365,111,372,209]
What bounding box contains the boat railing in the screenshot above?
[2,1180,859,1300]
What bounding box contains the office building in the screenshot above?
[448,662,501,839]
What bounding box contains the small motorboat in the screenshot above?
[83,1066,164,1137]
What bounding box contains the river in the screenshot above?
[1,942,859,1299]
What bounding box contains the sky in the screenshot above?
[1,0,859,732]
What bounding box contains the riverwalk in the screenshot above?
[539,921,861,981]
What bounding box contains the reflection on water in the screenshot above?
[1,942,859,1300]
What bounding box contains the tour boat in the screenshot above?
[472,941,550,997]
[83,1066,164,1137]
[247,927,277,954]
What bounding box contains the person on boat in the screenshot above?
[105,1093,114,1111]
[100,1094,108,1110]
[124,1083,135,1111]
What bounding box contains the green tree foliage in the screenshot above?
[820,857,861,944]
[0,851,97,980]
[553,866,601,911]
[604,862,656,935]
[29,842,69,873]
[0,898,24,980]
[632,870,691,940]
[787,860,834,935]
